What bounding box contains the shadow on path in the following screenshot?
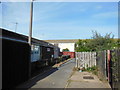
[16,67,58,89]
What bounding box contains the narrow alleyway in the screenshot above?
[31,59,75,88]
[17,59,111,89]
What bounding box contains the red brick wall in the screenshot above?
[62,52,75,58]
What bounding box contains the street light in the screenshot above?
[28,0,33,45]
[12,22,18,33]
[15,22,18,33]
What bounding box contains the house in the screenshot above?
[44,39,79,52]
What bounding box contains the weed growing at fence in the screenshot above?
[83,66,107,81]
[83,66,98,75]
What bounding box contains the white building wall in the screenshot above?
[51,43,54,45]
[58,43,75,52]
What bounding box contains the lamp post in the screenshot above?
[11,22,18,33]
[15,22,18,33]
[28,0,33,45]
[13,22,18,33]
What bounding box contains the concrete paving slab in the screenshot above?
[68,81,108,88]
[66,71,111,88]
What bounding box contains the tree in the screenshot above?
[75,39,91,52]
[75,31,116,52]
[62,48,69,52]
[90,31,115,51]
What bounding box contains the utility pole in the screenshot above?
[0,2,2,90]
[28,0,33,45]
[28,0,33,79]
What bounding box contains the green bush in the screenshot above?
[75,31,118,52]
[62,48,69,52]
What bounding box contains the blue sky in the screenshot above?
[0,2,118,40]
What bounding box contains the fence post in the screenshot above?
[104,50,107,79]
[107,50,111,82]
[75,52,78,68]
[94,52,96,66]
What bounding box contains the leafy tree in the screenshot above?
[75,39,91,52]
[90,31,115,51]
[75,31,117,52]
[62,48,69,52]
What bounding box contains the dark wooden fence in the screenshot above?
[110,49,120,89]
[2,38,30,89]
[96,50,108,80]
[97,49,120,89]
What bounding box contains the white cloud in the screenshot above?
[1,0,30,2]
[92,11,118,19]
[2,2,30,27]
[35,25,118,39]
[33,2,67,22]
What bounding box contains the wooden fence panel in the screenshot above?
[75,52,96,69]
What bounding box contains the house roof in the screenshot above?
[44,38,119,44]
[1,28,55,47]
[44,39,79,43]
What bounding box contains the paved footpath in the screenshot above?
[66,71,111,89]
[30,59,75,88]
[17,58,111,89]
